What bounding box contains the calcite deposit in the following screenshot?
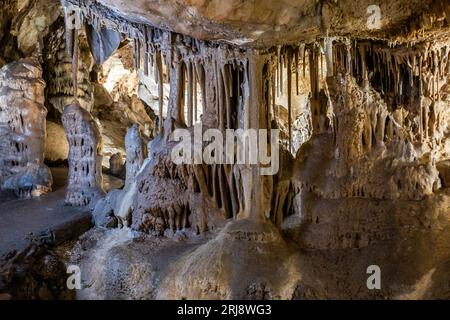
[62,101,104,206]
[0,0,449,301]
[92,124,145,227]
[0,58,52,198]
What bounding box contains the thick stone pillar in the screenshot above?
[0,58,52,198]
[62,101,104,206]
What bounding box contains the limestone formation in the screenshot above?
[62,101,104,206]
[12,0,61,56]
[85,24,121,65]
[0,58,52,197]
[55,0,449,300]
[45,120,69,162]
[45,23,94,113]
[1,0,450,301]
[93,124,146,228]
[125,124,145,186]
[91,45,154,167]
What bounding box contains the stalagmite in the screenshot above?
[0,59,52,198]
[92,123,146,228]
[62,101,104,207]
[125,124,145,187]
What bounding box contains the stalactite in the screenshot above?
[308,45,321,132]
[72,28,79,98]
[133,38,139,71]
[236,63,241,106]
[275,54,279,98]
[279,49,283,96]
[295,48,299,95]
[186,61,193,127]
[194,68,198,123]
[287,50,292,153]
[320,49,323,79]
[143,26,149,76]
[215,60,224,131]
[303,46,306,78]
[325,37,333,77]
[64,5,82,99]
[359,45,368,89]
[156,51,164,133]
[65,22,74,59]
[271,73,276,120]
[222,64,231,129]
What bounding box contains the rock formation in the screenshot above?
[0,0,450,301]
[54,0,449,300]
[45,28,94,113]
[93,124,146,228]
[62,101,104,206]
[0,58,52,198]
[45,120,69,163]
[125,124,145,186]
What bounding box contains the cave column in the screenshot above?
[125,124,145,187]
[164,50,186,139]
[62,102,104,207]
[0,58,52,197]
[239,50,273,222]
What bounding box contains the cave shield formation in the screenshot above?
[0,0,449,300]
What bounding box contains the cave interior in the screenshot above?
[0,0,449,300]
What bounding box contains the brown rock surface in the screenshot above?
[90,0,450,46]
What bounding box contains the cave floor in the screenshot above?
[0,167,123,259]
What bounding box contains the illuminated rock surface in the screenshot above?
[0,0,449,300]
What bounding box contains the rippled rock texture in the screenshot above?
[0,58,52,198]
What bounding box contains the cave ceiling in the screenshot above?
[93,0,450,46]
